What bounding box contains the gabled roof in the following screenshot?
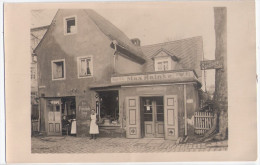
[141,36,203,78]
[35,9,145,64]
[151,48,180,61]
[84,9,145,64]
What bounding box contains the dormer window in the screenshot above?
[152,49,179,72]
[64,16,77,35]
[157,61,169,71]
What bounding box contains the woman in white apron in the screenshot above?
[89,109,99,139]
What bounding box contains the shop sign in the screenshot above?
[111,71,195,83]
[79,101,91,119]
[200,59,223,70]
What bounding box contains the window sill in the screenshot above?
[52,78,66,81]
[78,75,93,79]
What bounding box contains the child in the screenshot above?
[89,109,99,139]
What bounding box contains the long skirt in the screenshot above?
[89,120,99,134]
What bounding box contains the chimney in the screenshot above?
[131,38,141,46]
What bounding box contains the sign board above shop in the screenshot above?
[200,59,223,70]
[111,70,197,84]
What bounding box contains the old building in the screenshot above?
[31,25,49,132]
[35,9,203,140]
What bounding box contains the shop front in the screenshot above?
[39,69,200,140]
[89,69,201,140]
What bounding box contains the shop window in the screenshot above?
[64,16,77,35]
[52,59,65,80]
[77,56,93,78]
[98,91,119,125]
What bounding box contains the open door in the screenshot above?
[164,95,178,140]
[47,99,62,136]
[125,96,141,138]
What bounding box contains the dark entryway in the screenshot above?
[97,90,119,124]
[61,97,76,136]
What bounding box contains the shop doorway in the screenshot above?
[98,90,119,125]
[61,97,76,136]
[140,97,164,138]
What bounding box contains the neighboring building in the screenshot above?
[31,25,49,132]
[35,9,203,140]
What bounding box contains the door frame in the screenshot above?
[140,96,165,138]
[45,98,62,136]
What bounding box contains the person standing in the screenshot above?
[89,109,99,139]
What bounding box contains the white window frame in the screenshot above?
[51,59,66,81]
[64,15,77,35]
[77,55,93,79]
[154,57,171,71]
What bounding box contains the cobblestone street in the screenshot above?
[31,136,228,153]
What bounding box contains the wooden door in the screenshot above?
[126,96,141,138]
[143,98,154,137]
[143,97,164,138]
[154,97,164,138]
[47,99,62,136]
[164,95,178,140]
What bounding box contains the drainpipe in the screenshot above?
[112,40,118,74]
[184,84,187,136]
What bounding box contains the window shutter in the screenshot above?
[125,96,141,138]
[164,95,178,140]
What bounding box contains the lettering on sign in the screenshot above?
[200,59,223,70]
[111,71,195,83]
[78,100,91,119]
[79,106,90,118]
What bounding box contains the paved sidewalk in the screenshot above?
[31,136,228,153]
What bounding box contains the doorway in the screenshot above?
[61,97,76,136]
[46,99,62,136]
[140,97,164,138]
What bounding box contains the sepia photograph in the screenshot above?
[30,7,228,153]
[4,1,257,163]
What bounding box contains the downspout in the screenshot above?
[184,84,187,136]
[112,40,118,74]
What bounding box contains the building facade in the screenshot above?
[35,9,203,140]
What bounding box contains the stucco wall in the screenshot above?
[36,9,116,98]
[116,54,144,74]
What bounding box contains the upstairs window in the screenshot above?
[78,56,93,78]
[52,59,65,80]
[31,67,36,79]
[157,61,169,71]
[64,16,77,35]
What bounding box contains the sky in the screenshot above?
[31,7,216,91]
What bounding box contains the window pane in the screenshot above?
[157,114,164,121]
[86,59,91,75]
[53,61,64,79]
[67,18,75,33]
[163,61,168,70]
[144,114,153,121]
[156,106,164,113]
[158,62,162,71]
[79,57,92,77]
[80,59,87,76]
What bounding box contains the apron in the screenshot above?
[71,119,77,134]
[89,114,99,134]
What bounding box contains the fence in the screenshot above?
[194,112,215,135]
[32,120,39,132]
